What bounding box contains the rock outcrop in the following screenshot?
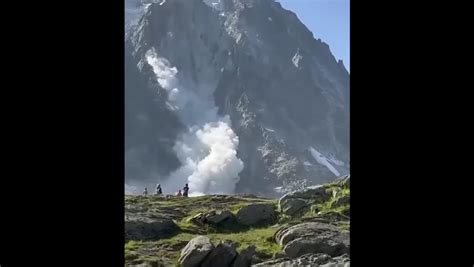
[179,238,241,267]
[189,210,236,226]
[201,241,239,267]
[179,236,215,267]
[279,185,331,216]
[232,245,256,267]
[275,222,349,258]
[125,213,178,241]
[236,203,276,226]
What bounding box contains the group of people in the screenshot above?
[142,183,189,197]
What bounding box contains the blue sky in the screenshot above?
[278,0,350,72]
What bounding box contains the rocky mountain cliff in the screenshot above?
[125,0,350,196]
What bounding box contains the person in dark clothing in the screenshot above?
[155,184,162,196]
[143,187,148,197]
[183,184,189,197]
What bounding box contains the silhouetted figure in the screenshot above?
[176,190,182,197]
[156,184,162,195]
[143,187,148,197]
[183,184,189,197]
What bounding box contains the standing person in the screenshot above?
[143,187,148,197]
[183,183,189,197]
[176,190,182,197]
[156,184,162,196]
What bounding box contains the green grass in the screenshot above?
[125,240,143,251]
[155,226,281,261]
[125,191,349,266]
[209,227,281,259]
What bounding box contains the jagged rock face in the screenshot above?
[125,0,350,196]
[125,38,182,186]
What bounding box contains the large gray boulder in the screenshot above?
[179,236,215,267]
[201,240,238,267]
[279,185,331,216]
[125,213,178,241]
[252,253,350,267]
[236,204,276,226]
[275,222,349,258]
[206,210,236,225]
[189,210,236,226]
[232,245,256,267]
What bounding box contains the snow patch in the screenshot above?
[309,147,340,177]
[292,49,303,68]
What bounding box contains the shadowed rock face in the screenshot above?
[125,0,349,196]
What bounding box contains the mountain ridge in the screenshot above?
[125,0,350,196]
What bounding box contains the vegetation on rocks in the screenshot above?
[125,177,350,266]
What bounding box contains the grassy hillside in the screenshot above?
[125,180,350,266]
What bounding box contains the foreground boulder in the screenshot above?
[125,214,178,241]
[179,238,253,267]
[179,236,215,267]
[252,253,350,267]
[236,204,276,226]
[279,185,331,216]
[275,222,349,258]
[201,241,238,267]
